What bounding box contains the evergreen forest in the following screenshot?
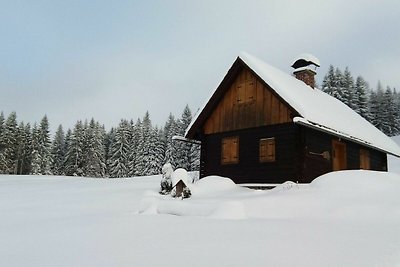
[0,106,199,177]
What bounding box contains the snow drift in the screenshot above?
[139,170,400,222]
[1,170,400,267]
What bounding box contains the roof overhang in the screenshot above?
[294,117,400,157]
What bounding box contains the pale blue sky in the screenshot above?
[1,0,399,131]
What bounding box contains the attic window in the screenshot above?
[221,136,239,164]
[260,138,276,162]
[236,81,255,104]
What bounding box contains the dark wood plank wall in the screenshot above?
[203,68,293,134]
[301,128,332,183]
[370,150,388,171]
[301,127,388,182]
[200,123,299,184]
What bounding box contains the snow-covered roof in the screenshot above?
[186,52,400,157]
[172,168,190,187]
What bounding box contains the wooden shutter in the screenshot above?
[260,138,275,162]
[360,149,370,169]
[221,137,239,164]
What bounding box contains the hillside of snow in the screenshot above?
[1,171,400,267]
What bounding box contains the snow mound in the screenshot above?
[190,175,239,195]
[311,170,400,193]
[139,176,249,219]
[139,171,400,222]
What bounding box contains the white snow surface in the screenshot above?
[2,171,400,267]
[388,135,400,174]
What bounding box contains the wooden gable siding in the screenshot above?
[203,68,293,135]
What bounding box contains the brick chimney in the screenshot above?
[291,54,320,89]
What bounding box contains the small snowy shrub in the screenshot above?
[159,163,174,195]
[182,186,191,199]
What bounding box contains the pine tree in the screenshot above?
[0,112,6,173]
[342,67,355,109]
[65,121,85,176]
[141,127,162,175]
[30,123,41,175]
[382,87,399,136]
[164,113,179,169]
[354,76,370,120]
[38,115,52,175]
[393,88,400,136]
[174,105,192,170]
[108,119,131,178]
[84,119,106,177]
[369,82,386,133]
[153,128,166,174]
[127,120,140,177]
[321,65,336,95]
[135,112,152,176]
[0,112,19,174]
[104,127,115,177]
[51,125,66,175]
[15,122,32,175]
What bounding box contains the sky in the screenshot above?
[1,0,399,132]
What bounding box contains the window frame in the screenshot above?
[259,137,276,163]
[221,136,239,165]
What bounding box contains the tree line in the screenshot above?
[0,105,200,177]
[1,66,398,178]
[321,65,399,136]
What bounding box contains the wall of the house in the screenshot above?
[300,127,388,183]
[203,68,294,135]
[200,123,300,184]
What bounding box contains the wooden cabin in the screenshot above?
[185,52,400,184]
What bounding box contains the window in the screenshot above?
[260,138,275,162]
[360,149,370,169]
[236,81,254,104]
[221,137,239,164]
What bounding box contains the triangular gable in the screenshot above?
[186,52,400,157]
[202,65,296,135]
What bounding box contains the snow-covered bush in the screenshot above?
[159,163,174,195]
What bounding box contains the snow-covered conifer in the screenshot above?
[163,113,179,169]
[65,121,85,176]
[369,82,386,133]
[30,123,41,175]
[84,119,106,177]
[354,76,370,120]
[108,119,131,178]
[342,67,355,109]
[15,122,32,175]
[135,112,153,176]
[321,65,335,95]
[0,112,19,174]
[51,125,66,175]
[127,120,139,177]
[38,115,52,175]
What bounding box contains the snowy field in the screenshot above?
[1,136,400,267]
[1,169,400,267]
